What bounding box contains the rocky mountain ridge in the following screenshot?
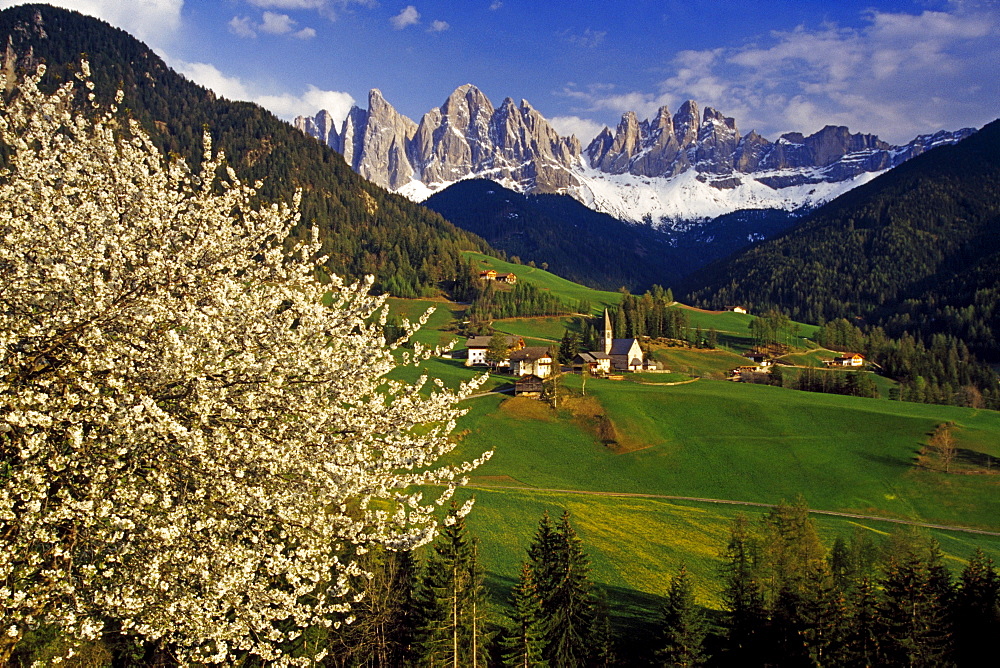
[295,86,975,225]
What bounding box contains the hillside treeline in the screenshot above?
[0,4,491,298]
[815,319,998,408]
[16,503,998,667]
[607,286,692,340]
[682,119,1000,405]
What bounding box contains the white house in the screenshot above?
[509,347,554,378]
[573,351,612,375]
[464,335,524,367]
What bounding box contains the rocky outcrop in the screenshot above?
[296,84,581,195]
[294,87,975,216]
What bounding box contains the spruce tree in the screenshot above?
[841,576,881,668]
[325,547,417,666]
[656,565,708,667]
[877,540,954,666]
[719,515,767,666]
[589,590,617,668]
[527,511,597,667]
[953,549,1000,665]
[559,330,581,365]
[414,507,490,667]
[503,563,549,668]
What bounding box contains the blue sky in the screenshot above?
[3,0,998,144]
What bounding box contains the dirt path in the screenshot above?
[634,378,700,387]
[468,484,1000,537]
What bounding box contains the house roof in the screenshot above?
[466,335,522,349]
[609,338,638,356]
[510,346,552,363]
[575,351,610,362]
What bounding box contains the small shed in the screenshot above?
[514,374,544,397]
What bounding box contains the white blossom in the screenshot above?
[0,62,490,665]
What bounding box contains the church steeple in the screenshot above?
[603,308,613,354]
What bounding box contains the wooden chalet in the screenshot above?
[573,351,611,375]
[514,374,544,397]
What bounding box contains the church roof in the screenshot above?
[609,338,638,356]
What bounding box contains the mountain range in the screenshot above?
[683,117,1000,363]
[295,86,975,225]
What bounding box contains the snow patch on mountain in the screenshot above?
[571,161,885,226]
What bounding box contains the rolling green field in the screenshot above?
[381,290,1000,621]
[462,251,622,313]
[386,297,464,349]
[435,374,1000,617]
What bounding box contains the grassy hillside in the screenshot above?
[427,370,1000,618]
[462,251,622,313]
[384,291,1000,623]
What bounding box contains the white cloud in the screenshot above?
[260,10,296,34]
[651,6,1000,143]
[549,115,605,145]
[489,1,502,10]
[247,0,327,7]
[173,60,355,123]
[228,10,317,40]
[390,5,420,30]
[558,83,672,122]
[428,19,449,33]
[0,0,183,45]
[560,28,606,48]
[229,16,257,38]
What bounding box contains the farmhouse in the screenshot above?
[509,347,554,378]
[573,351,612,375]
[464,334,524,367]
[743,351,772,367]
[514,374,544,397]
[478,269,517,284]
[827,353,865,367]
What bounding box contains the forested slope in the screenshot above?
[684,119,1000,362]
[0,4,491,297]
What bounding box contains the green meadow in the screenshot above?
[443,380,1000,616]
[461,251,622,313]
[381,283,1000,619]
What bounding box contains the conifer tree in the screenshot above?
[841,577,881,668]
[527,511,596,667]
[719,515,767,666]
[878,540,954,666]
[952,549,1000,665]
[759,499,833,664]
[325,547,417,667]
[414,507,490,667]
[656,565,708,667]
[589,590,617,668]
[503,563,549,668]
[558,330,581,365]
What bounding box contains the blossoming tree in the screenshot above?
[0,62,489,665]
